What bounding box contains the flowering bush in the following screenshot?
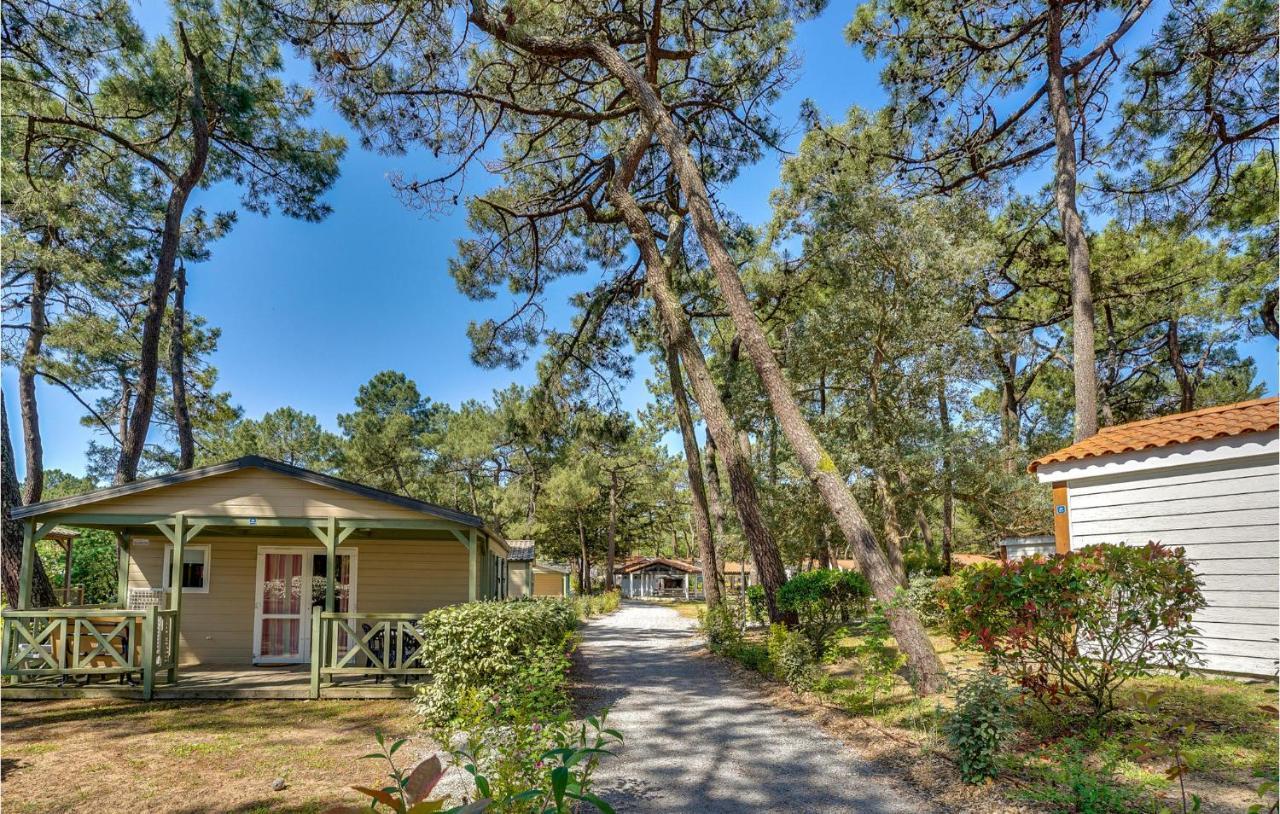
[777,568,870,657]
[944,543,1206,716]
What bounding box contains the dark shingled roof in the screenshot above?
[508,540,535,561]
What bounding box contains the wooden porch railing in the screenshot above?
[310,612,430,698]
[1,607,178,699]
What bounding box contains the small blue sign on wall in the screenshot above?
[1055,505,1067,515]
[249,517,257,525]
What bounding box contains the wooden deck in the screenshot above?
[0,665,421,701]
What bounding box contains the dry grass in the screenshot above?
[0,698,427,814]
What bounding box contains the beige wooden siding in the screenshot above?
[128,535,470,665]
[1067,453,1279,676]
[533,571,564,597]
[509,563,532,597]
[60,467,433,520]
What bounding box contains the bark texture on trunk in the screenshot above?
[595,43,945,692]
[874,473,908,585]
[1167,317,1196,412]
[938,384,954,576]
[19,263,51,505]
[2,398,58,607]
[578,517,591,594]
[604,142,788,621]
[169,263,195,469]
[1046,0,1099,441]
[116,31,211,483]
[703,429,729,545]
[665,329,722,606]
[605,474,618,590]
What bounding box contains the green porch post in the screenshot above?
[116,533,132,607]
[309,606,323,699]
[166,515,186,684]
[563,572,570,597]
[468,530,478,602]
[141,606,157,701]
[324,517,337,613]
[17,521,34,609]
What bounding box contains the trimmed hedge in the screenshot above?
[415,598,579,727]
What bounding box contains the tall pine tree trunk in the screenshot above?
[578,517,591,595]
[2,398,58,607]
[19,263,51,504]
[665,327,722,605]
[605,473,618,590]
[938,382,954,576]
[116,30,210,483]
[169,263,195,469]
[596,44,944,691]
[605,149,788,622]
[1047,0,1099,441]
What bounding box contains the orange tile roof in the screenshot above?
[1029,397,1279,472]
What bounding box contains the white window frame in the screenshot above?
[162,543,212,594]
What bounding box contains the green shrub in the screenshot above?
[903,573,952,628]
[846,605,907,714]
[414,598,579,728]
[944,543,1206,716]
[699,601,742,653]
[767,624,817,691]
[745,585,767,624]
[943,671,1020,783]
[573,589,620,619]
[777,568,870,657]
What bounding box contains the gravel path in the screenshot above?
[575,601,933,813]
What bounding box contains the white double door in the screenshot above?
[253,547,356,664]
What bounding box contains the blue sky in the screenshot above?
[3,1,1275,479]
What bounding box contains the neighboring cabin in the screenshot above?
[1031,397,1279,677]
[505,540,571,598]
[618,557,702,598]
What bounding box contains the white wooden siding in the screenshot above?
[1067,451,1279,677]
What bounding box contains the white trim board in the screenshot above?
[1036,431,1279,483]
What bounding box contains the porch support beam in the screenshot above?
[17,521,34,609]
[305,519,340,614]
[159,514,191,684]
[61,537,74,605]
[325,517,337,614]
[116,533,132,607]
[467,530,478,602]
[39,513,478,536]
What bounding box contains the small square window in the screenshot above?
[163,544,211,593]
